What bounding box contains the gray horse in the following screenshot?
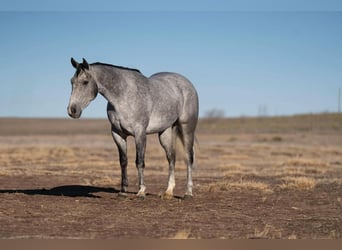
[67,58,199,199]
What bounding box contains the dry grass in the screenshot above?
[0,115,342,239]
[84,176,120,186]
[1,128,339,195]
[201,135,340,195]
[249,224,282,239]
[277,158,331,177]
[0,146,119,178]
[288,233,297,239]
[170,229,192,239]
[281,158,330,167]
[222,163,250,176]
[198,113,342,134]
[206,179,273,194]
[279,177,317,190]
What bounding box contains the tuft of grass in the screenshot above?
[222,163,249,175]
[206,180,273,193]
[248,224,282,239]
[171,229,192,239]
[282,158,329,167]
[279,158,330,176]
[87,176,118,186]
[279,177,317,190]
[288,233,297,239]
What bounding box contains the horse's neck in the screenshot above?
[91,66,142,104]
[91,66,121,100]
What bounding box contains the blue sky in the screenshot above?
[1,3,342,118]
[2,0,342,11]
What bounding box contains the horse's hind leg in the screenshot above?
[179,123,196,199]
[135,130,147,198]
[158,126,177,199]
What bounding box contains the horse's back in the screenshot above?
[149,72,196,93]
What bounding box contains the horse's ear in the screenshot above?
[82,58,89,70]
[71,57,78,69]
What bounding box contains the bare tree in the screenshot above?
[204,108,225,118]
[338,88,341,113]
[258,104,268,117]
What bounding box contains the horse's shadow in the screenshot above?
[0,185,185,199]
[0,185,123,198]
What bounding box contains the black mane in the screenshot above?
[92,62,141,73]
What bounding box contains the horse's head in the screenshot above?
[67,58,98,119]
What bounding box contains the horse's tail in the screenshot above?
[175,125,199,169]
[192,135,199,169]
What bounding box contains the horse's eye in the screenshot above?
[83,81,89,85]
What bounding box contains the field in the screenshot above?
[0,114,341,239]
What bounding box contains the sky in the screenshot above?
[0,1,342,118]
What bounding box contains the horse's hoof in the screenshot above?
[136,194,146,200]
[161,192,174,200]
[136,192,146,200]
[183,194,193,200]
[118,192,128,198]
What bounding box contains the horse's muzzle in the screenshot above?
[67,104,81,119]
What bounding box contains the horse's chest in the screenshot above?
[107,110,132,135]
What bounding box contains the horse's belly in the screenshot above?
[146,115,177,134]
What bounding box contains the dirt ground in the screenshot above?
[0,115,341,239]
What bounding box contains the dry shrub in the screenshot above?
[257,136,283,142]
[272,136,283,142]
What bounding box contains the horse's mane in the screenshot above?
[92,62,141,74]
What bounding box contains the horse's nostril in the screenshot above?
[70,105,76,114]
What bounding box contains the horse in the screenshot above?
[67,58,199,199]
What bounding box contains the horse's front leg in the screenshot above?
[135,131,147,198]
[111,130,128,196]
